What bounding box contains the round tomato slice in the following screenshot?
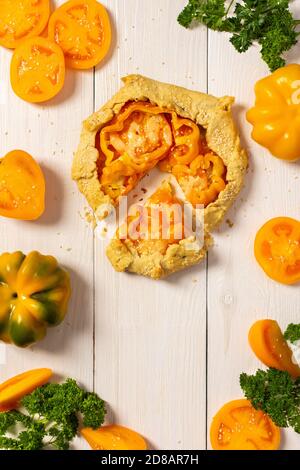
[48,0,112,70]
[210,399,281,450]
[0,150,45,220]
[254,217,300,285]
[0,0,50,49]
[10,36,65,103]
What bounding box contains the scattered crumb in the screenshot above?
[66,248,72,252]
[141,188,147,193]
[192,279,197,283]
[85,209,96,229]
[226,219,234,228]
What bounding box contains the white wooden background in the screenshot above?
[0,0,299,450]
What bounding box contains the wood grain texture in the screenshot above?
[94,0,208,451]
[207,2,300,451]
[0,0,94,450]
[0,0,299,451]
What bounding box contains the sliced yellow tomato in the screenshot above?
[0,0,50,49]
[210,399,281,450]
[48,0,111,70]
[0,368,52,407]
[81,425,148,450]
[11,36,65,103]
[254,217,300,285]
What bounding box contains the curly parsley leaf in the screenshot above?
[178,0,300,71]
[240,368,300,432]
[0,379,106,450]
[80,392,106,429]
[284,323,300,344]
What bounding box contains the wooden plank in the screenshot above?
[94,0,208,450]
[207,2,300,450]
[0,0,94,449]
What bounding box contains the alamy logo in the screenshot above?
[94,196,205,249]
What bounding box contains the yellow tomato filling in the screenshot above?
[117,184,187,253]
[96,101,227,206]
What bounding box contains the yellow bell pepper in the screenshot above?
[0,251,71,347]
[247,64,300,162]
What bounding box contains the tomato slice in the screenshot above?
[0,403,17,412]
[81,425,148,450]
[0,369,52,407]
[10,36,65,103]
[249,320,300,378]
[0,150,45,220]
[48,0,112,70]
[210,399,281,450]
[0,0,50,49]
[254,217,300,285]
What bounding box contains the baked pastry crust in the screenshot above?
[72,75,247,278]
[106,180,212,279]
[107,234,212,280]
[72,74,247,231]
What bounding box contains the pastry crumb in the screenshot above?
[226,219,234,228]
[84,209,96,229]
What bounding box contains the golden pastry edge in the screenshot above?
[72,75,247,279]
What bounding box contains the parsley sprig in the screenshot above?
[284,323,300,344]
[0,379,106,450]
[178,0,300,71]
[240,368,300,433]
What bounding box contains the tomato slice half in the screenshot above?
[210,399,281,450]
[254,217,300,285]
[48,0,112,70]
[0,0,50,49]
[0,150,45,220]
[10,36,65,103]
[248,319,300,378]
